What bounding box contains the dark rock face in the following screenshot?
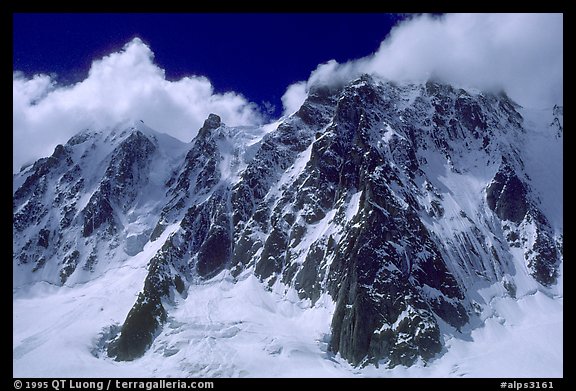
[486,163,560,287]
[81,131,156,239]
[37,229,50,248]
[60,250,80,284]
[82,186,115,237]
[321,137,466,365]
[197,113,221,139]
[153,119,223,238]
[107,292,167,361]
[105,131,156,208]
[486,163,528,223]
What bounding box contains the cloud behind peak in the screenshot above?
[283,13,563,115]
[13,37,263,172]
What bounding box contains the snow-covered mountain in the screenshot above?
[13,75,563,376]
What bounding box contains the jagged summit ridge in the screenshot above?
[13,75,562,368]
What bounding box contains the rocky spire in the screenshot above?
[196,113,221,139]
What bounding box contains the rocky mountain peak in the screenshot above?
[13,77,562,371]
[197,113,222,139]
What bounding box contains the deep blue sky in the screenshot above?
[13,13,404,115]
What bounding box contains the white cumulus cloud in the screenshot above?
[13,38,263,172]
[282,13,563,115]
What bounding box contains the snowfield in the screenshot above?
[14,268,562,377]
